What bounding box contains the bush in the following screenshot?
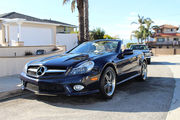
[90,28,105,40]
[25,51,33,56]
[103,34,114,39]
[126,43,136,48]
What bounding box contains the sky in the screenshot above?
[1,0,180,44]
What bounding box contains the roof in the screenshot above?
[0,12,77,27]
[159,24,179,29]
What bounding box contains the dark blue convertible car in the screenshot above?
[20,39,147,99]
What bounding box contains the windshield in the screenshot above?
[69,41,119,54]
[130,45,148,50]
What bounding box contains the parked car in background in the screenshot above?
[20,39,147,99]
[130,44,151,64]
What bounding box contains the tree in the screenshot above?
[131,15,154,44]
[144,18,154,42]
[126,42,136,48]
[84,0,89,41]
[103,34,115,39]
[132,30,141,44]
[90,28,105,40]
[63,0,85,44]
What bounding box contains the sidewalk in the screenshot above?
[0,75,23,101]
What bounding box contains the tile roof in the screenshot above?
[159,24,179,29]
[0,12,77,27]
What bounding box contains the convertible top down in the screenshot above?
[20,39,147,99]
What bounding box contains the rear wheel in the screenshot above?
[138,61,147,81]
[99,67,116,99]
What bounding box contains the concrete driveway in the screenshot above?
[0,56,178,120]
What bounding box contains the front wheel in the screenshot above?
[99,67,116,99]
[138,61,148,81]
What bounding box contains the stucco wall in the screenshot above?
[0,46,59,57]
[175,49,180,55]
[0,49,65,77]
[152,48,178,55]
[0,23,2,45]
[56,33,78,51]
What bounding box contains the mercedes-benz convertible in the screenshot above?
[20,39,147,99]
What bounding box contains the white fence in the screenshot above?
[56,33,78,51]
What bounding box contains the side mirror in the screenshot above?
[123,49,133,55]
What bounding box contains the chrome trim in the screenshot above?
[46,69,66,73]
[28,68,38,72]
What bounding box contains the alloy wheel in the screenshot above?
[104,69,116,96]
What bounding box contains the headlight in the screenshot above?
[69,61,94,75]
[23,63,28,74]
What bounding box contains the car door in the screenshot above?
[114,54,134,82]
[128,51,140,75]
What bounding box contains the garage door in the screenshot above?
[9,25,53,46]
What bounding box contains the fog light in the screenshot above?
[73,85,84,91]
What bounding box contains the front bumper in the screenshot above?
[20,72,99,96]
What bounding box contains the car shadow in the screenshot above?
[18,76,176,113]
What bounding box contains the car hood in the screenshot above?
[28,52,111,68]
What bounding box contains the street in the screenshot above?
[0,56,178,120]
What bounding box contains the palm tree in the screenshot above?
[131,15,145,43]
[131,15,145,26]
[132,30,141,44]
[84,0,89,41]
[144,18,154,42]
[63,0,85,44]
[131,15,154,44]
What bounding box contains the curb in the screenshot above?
[0,89,27,102]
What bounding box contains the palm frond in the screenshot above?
[63,0,70,5]
[71,0,76,12]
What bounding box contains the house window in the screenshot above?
[171,29,173,32]
[174,38,179,41]
[157,38,165,42]
[157,29,161,33]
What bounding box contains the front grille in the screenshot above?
[39,84,64,92]
[26,83,39,91]
[26,83,64,92]
[27,66,39,77]
[27,65,67,77]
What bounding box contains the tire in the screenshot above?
[147,58,151,64]
[99,67,116,99]
[138,61,148,81]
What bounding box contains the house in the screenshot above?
[148,24,180,48]
[0,12,77,46]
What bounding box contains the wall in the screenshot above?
[0,49,65,77]
[152,48,180,55]
[56,33,78,51]
[0,23,2,45]
[0,45,66,57]
[163,28,177,33]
